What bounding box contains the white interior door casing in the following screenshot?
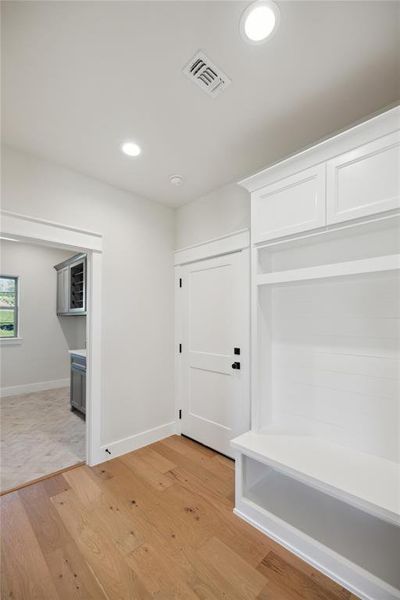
[178,251,250,457]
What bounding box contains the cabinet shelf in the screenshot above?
[55,254,87,315]
[231,431,400,526]
[256,254,400,286]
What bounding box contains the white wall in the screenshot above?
[1,145,175,448]
[175,182,250,249]
[0,240,86,392]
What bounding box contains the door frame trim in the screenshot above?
[0,209,103,466]
[174,237,250,444]
[174,228,250,266]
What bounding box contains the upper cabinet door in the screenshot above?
[252,165,326,243]
[56,268,68,315]
[327,131,400,225]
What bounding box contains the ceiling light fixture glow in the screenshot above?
[0,236,19,242]
[240,0,280,44]
[121,141,141,157]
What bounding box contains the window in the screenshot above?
[0,276,19,338]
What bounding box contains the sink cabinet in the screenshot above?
[70,353,86,416]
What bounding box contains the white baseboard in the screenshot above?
[0,378,70,398]
[96,421,177,464]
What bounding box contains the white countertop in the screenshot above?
[69,349,86,358]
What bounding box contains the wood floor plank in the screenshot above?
[257,551,352,600]
[45,543,109,600]
[0,492,61,599]
[197,536,267,600]
[63,466,103,505]
[155,439,233,498]
[63,466,144,555]
[86,458,175,537]
[168,463,233,509]
[167,435,235,483]
[99,457,204,550]
[121,450,175,490]
[42,473,70,497]
[89,454,268,597]
[1,435,361,600]
[18,482,72,554]
[18,478,108,599]
[126,542,199,599]
[135,445,177,473]
[1,546,17,600]
[86,460,230,598]
[258,544,353,598]
[157,435,235,484]
[162,474,273,566]
[162,434,217,459]
[87,456,262,598]
[51,488,148,599]
[214,452,235,470]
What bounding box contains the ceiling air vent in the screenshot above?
[183,51,231,97]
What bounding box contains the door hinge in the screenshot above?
[179,409,182,420]
[179,343,182,353]
[179,278,182,288]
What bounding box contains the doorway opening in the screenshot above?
[0,210,102,493]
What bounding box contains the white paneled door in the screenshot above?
[178,251,249,458]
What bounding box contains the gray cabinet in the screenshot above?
[56,267,69,314]
[55,254,87,316]
[70,354,86,416]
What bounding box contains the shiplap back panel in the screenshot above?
[270,272,400,461]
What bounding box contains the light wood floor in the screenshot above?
[0,435,360,599]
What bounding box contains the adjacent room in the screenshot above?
[0,239,87,492]
[1,1,399,599]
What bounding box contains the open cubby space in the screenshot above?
[254,221,400,465]
[256,215,400,281]
[242,456,400,592]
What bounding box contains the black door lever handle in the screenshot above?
[232,362,241,370]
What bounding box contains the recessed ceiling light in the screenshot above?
[121,141,141,157]
[240,1,280,44]
[169,175,184,186]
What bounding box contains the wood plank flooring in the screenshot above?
[0,435,360,600]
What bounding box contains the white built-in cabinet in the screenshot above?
[248,109,400,245]
[327,131,400,224]
[233,106,400,600]
[252,165,326,242]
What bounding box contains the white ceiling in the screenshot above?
[2,1,399,207]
